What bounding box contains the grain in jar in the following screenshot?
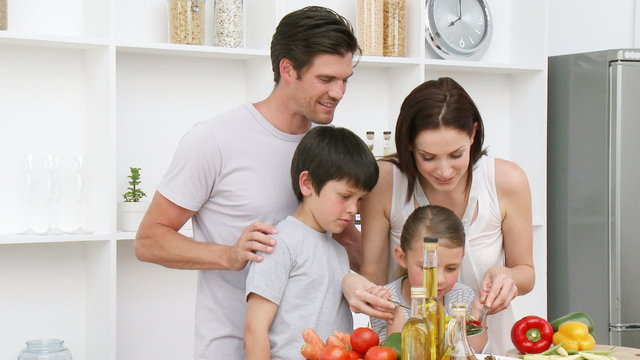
[215,0,243,48]
[383,0,407,57]
[0,0,7,31]
[168,0,205,45]
[357,0,383,56]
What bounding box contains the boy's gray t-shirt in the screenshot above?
[246,216,353,360]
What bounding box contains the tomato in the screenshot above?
[348,350,363,360]
[350,327,379,354]
[319,344,350,360]
[364,346,397,360]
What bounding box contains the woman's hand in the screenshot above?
[342,272,395,320]
[478,266,518,314]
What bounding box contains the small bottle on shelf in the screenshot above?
[366,131,375,151]
[401,286,431,360]
[214,0,244,48]
[168,0,205,45]
[383,131,394,156]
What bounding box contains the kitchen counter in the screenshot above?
[506,345,640,360]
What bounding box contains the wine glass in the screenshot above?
[68,155,92,234]
[43,154,63,235]
[17,154,37,235]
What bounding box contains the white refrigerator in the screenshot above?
[548,49,640,347]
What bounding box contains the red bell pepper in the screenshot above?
[511,315,554,354]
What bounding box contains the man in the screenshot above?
[135,6,360,360]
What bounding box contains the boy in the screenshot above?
[244,126,379,359]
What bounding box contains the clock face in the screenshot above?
[426,0,492,59]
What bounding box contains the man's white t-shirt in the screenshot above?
[158,104,304,360]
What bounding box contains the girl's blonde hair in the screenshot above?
[395,205,466,278]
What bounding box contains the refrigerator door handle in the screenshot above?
[610,323,640,331]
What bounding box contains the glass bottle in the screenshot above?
[401,286,431,360]
[383,131,394,156]
[383,0,407,57]
[423,237,446,360]
[441,303,477,360]
[214,0,244,48]
[0,0,7,31]
[356,0,383,56]
[366,131,375,151]
[168,0,205,45]
[18,339,73,360]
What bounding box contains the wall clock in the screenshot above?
[425,0,492,60]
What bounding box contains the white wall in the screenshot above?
[548,0,639,56]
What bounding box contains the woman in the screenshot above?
[346,77,534,354]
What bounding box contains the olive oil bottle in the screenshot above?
[441,302,477,360]
[423,237,445,360]
[401,286,430,360]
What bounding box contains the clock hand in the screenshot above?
[449,0,463,27]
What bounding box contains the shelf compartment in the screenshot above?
[0,44,114,235]
[116,240,197,359]
[0,240,113,360]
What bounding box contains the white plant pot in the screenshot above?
[117,201,149,232]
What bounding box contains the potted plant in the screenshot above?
[117,167,149,232]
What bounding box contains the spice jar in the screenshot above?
[0,0,7,31]
[383,0,406,57]
[383,131,394,156]
[168,0,205,45]
[357,0,383,56]
[18,339,73,360]
[214,0,243,48]
[366,131,375,151]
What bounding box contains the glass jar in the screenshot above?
[383,0,406,57]
[17,339,73,360]
[0,0,7,31]
[168,0,205,45]
[214,0,243,48]
[366,131,375,151]
[383,131,394,156]
[356,0,383,56]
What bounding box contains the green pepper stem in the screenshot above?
[526,328,542,342]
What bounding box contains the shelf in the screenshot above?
[116,42,269,60]
[0,234,111,245]
[0,31,110,49]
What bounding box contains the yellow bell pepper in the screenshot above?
[552,321,596,351]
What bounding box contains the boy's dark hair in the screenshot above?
[270,6,360,84]
[291,126,378,202]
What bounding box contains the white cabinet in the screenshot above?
[0,0,548,358]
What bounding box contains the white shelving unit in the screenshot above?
[0,0,548,358]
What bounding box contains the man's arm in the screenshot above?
[333,222,361,272]
[135,191,278,270]
[244,293,277,360]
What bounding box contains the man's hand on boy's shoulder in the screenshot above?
[226,222,279,271]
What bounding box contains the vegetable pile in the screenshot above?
[511,312,611,360]
[301,327,398,360]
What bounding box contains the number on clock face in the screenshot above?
[429,0,490,55]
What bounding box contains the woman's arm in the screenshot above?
[360,160,395,285]
[480,159,535,313]
[244,293,278,360]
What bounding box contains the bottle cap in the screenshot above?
[423,236,438,243]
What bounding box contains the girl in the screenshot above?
[370,205,487,353]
